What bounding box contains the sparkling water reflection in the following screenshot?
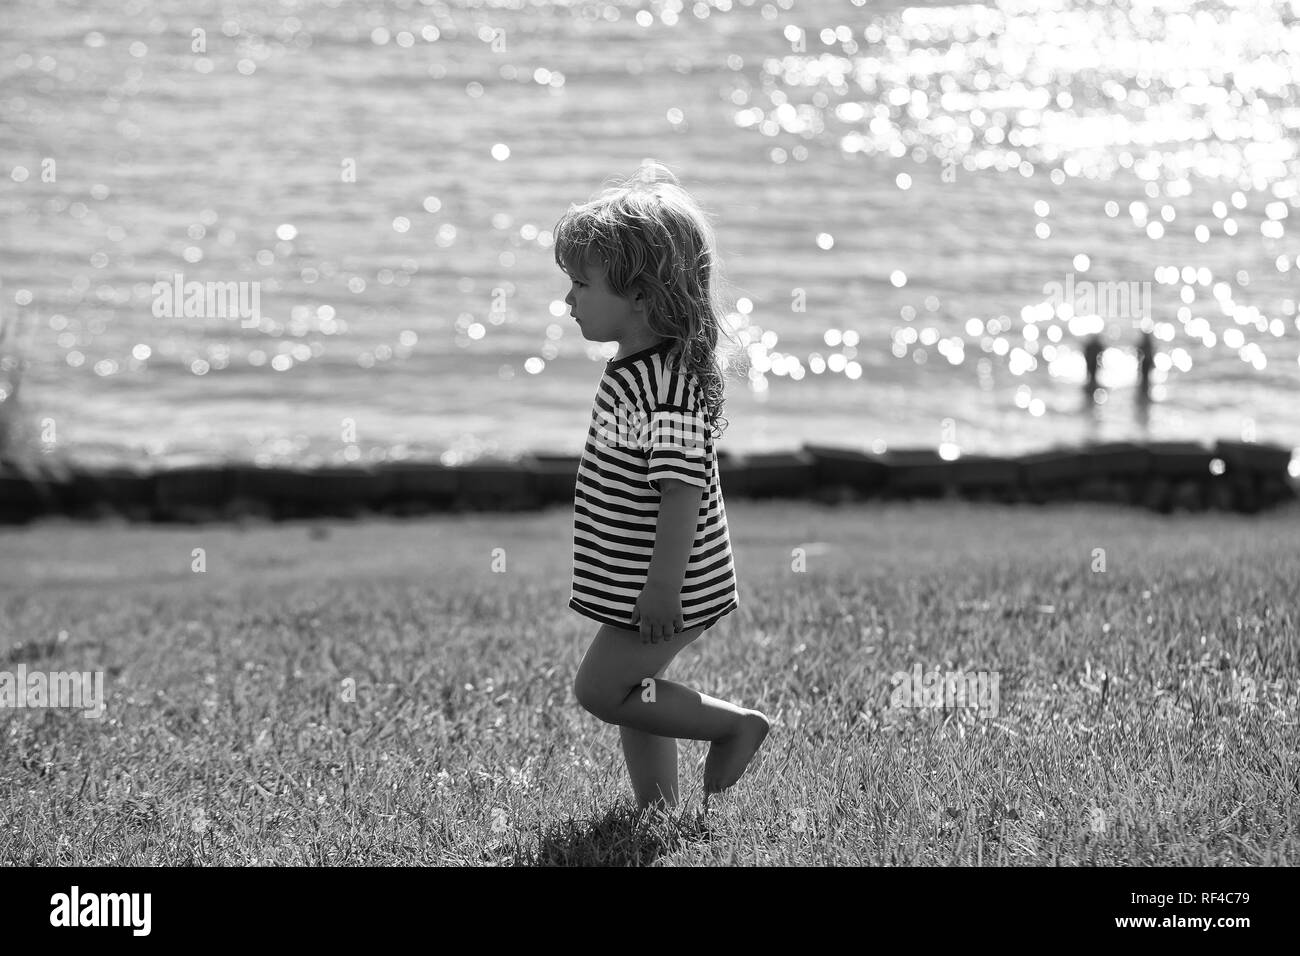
[0,0,1296,469]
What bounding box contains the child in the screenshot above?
[555,163,771,813]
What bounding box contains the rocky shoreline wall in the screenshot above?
[0,439,1294,524]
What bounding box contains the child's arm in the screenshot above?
[634,395,709,639]
[645,478,704,593]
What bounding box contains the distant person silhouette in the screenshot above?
[1082,333,1103,404]
[1136,330,1156,404]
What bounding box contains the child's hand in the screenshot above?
[630,582,684,643]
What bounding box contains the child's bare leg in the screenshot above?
[619,725,679,810]
[619,660,679,811]
[622,678,769,794]
[575,623,770,797]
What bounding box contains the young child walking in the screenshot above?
[555,163,771,813]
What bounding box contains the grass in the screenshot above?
[1,498,1297,865]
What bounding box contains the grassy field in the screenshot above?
[1,498,1297,865]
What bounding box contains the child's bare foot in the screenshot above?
[703,711,770,795]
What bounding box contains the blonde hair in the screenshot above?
[553,162,740,440]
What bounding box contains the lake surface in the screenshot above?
[2,0,1297,469]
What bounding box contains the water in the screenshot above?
[1,0,1297,470]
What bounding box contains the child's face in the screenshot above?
[564,258,644,344]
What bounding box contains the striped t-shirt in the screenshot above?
[569,338,739,634]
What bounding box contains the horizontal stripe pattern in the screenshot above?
[570,341,738,633]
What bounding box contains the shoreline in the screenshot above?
[0,437,1295,524]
